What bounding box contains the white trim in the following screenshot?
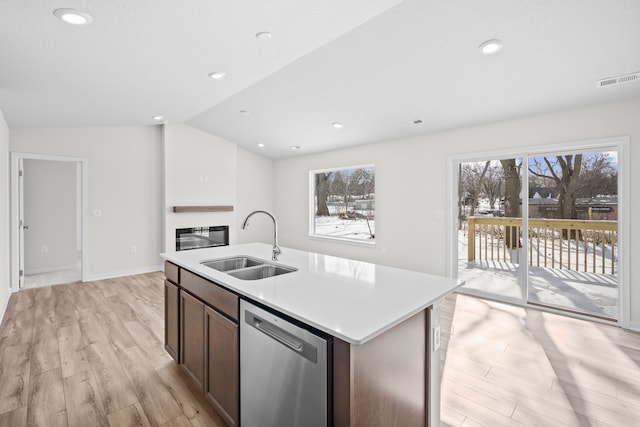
[86,265,162,282]
[308,163,376,245]
[447,136,630,329]
[617,137,631,329]
[24,264,79,275]
[628,321,640,332]
[308,234,376,247]
[10,152,89,292]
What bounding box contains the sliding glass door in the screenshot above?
[526,149,618,319]
[456,157,524,302]
[454,141,621,322]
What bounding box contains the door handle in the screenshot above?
[22,225,29,230]
[253,317,304,352]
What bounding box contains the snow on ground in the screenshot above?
[457,229,618,319]
[314,216,375,241]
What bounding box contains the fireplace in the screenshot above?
[175,225,229,251]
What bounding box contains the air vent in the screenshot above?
[596,72,640,88]
[403,118,424,126]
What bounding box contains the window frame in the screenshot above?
[308,164,376,246]
[447,136,630,328]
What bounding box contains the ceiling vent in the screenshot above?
[404,119,424,126]
[596,72,640,88]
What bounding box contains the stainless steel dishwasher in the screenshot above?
[240,299,328,427]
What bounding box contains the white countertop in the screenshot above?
[161,243,463,345]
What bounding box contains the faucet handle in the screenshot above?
[272,246,282,261]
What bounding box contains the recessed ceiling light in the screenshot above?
[479,39,503,55]
[290,145,301,150]
[152,115,165,121]
[331,122,344,129]
[208,72,226,79]
[255,31,272,41]
[53,8,92,25]
[257,143,265,148]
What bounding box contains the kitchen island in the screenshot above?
[161,242,463,427]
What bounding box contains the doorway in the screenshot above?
[10,153,88,291]
[451,137,629,325]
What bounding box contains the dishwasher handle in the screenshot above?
[245,310,318,364]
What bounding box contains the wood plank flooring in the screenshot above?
[0,272,226,427]
[440,293,640,427]
[2,272,639,426]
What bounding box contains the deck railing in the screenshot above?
[467,217,618,274]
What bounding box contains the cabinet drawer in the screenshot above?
[165,261,180,284]
[181,269,239,322]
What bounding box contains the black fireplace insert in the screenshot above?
[175,225,229,251]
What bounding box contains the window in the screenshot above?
[310,165,375,243]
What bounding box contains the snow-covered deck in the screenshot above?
[458,230,618,320]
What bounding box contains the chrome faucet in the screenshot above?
[241,210,281,261]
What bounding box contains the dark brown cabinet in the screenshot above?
[164,279,180,361]
[180,290,206,392]
[165,261,436,427]
[205,306,239,427]
[164,261,181,362]
[164,262,239,427]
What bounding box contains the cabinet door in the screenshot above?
[205,306,239,427]
[164,280,180,362]
[180,291,205,392]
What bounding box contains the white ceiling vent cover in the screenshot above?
[597,72,640,88]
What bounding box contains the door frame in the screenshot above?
[10,152,88,292]
[447,136,630,329]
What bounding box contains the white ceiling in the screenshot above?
[2,0,639,158]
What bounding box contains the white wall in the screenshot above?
[274,98,640,325]
[10,126,164,280]
[23,159,78,274]
[163,123,238,250]
[0,110,10,323]
[236,147,275,245]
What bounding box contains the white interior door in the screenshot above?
[10,152,88,291]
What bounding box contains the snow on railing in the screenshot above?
[467,217,618,275]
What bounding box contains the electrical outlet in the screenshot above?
[131,246,137,254]
[41,245,48,253]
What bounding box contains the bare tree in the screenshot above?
[576,152,617,198]
[483,162,502,210]
[315,172,330,216]
[529,155,583,220]
[331,170,348,212]
[500,159,522,248]
[462,161,491,216]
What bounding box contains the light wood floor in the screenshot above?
[1,273,639,426]
[440,293,640,427]
[0,272,225,427]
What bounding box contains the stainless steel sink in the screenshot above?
[201,256,264,272]
[228,264,297,280]
[201,256,297,280]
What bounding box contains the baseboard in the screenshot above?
[86,265,163,282]
[628,321,640,332]
[25,264,78,276]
